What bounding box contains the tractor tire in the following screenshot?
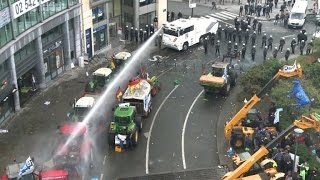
[183,42,188,51]
[108,132,115,146]
[135,116,143,131]
[221,81,231,96]
[151,86,158,97]
[131,129,139,147]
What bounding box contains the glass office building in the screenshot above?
[0,0,81,124]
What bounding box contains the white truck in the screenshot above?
[162,17,219,51]
[288,0,308,28]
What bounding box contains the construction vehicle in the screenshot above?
[110,52,131,71]
[199,62,237,96]
[222,112,320,180]
[85,67,113,93]
[107,103,143,152]
[122,73,160,117]
[225,61,303,148]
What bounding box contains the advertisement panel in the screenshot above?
[0,7,11,28]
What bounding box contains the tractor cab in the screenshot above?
[113,103,137,134]
[70,96,95,122]
[111,52,131,70]
[85,68,112,93]
[211,62,229,77]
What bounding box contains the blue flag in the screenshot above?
[18,156,34,178]
[289,79,310,107]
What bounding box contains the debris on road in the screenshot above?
[44,101,50,105]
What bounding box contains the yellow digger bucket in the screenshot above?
[115,145,123,152]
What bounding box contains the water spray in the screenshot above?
[57,28,162,156]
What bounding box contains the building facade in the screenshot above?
[0,0,81,124]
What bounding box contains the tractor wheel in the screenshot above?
[151,86,158,97]
[135,116,143,131]
[221,82,231,96]
[131,129,139,147]
[108,132,115,146]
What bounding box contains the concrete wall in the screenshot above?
[157,0,168,29]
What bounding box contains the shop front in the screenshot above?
[93,25,108,52]
[0,79,15,125]
[43,40,65,82]
[17,67,38,106]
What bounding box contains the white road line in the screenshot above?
[220,11,238,18]
[158,67,174,78]
[215,13,234,20]
[281,34,295,39]
[100,173,104,180]
[103,155,106,165]
[145,85,180,174]
[209,14,229,20]
[181,90,204,169]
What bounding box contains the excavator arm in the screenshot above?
[222,112,320,180]
[224,62,302,140]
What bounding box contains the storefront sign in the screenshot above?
[10,0,51,19]
[85,28,92,58]
[0,8,11,29]
[93,25,106,33]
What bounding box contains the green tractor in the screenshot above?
[85,67,113,93]
[107,103,142,152]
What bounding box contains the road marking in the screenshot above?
[181,90,204,169]
[100,173,104,180]
[208,14,229,20]
[281,34,296,39]
[103,155,106,165]
[220,11,238,18]
[215,13,234,20]
[158,67,174,78]
[146,85,180,174]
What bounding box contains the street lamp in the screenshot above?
[292,128,304,172]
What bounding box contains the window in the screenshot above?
[13,7,40,36]
[108,2,113,18]
[184,26,194,34]
[0,23,13,48]
[42,25,63,45]
[92,5,106,24]
[68,0,78,7]
[42,0,68,19]
[123,0,133,7]
[163,28,178,37]
[14,41,36,65]
[114,0,121,17]
[0,0,8,10]
[139,0,156,7]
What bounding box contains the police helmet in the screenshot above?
[264,33,266,36]
[151,24,153,26]
[293,38,295,40]
[140,29,142,31]
[126,25,128,28]
[219,25,222,28]
[253,31,256,33]
[235,43,238,45]
[311,40,313,42]
[265,46,268,48]
[146,25,148,27]
[287,48,290,50]
[131,27,133,29]
[217,40,220,42]
[246,29,249,31]
[270,35,272,37]
[135,28,138,30]
[243,43,245,46]
[228,41,231,43]
[282,37,285,39]
[275,47,278,49]
[302,40,305,42]
[253,46,256,48]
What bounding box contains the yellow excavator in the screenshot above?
[222,112,320,180]
[225,61,303,148]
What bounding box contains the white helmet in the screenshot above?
[265,46,268,48]
[275,47,278,49]
[235,43,238,45]
[264,34,266,36]
[253,45,256,48]
[270,35,272,37]
[287,48,290,50]
[253,31,256,33]
[229,41,231,43]
[282,37,285,40]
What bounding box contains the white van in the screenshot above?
[288,0,308,28]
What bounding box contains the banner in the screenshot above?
[283,60,297,73]
[18,156,35,178]
[289,79,310,107]
[273,108,283,124]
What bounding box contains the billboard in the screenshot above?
[189,0,197,8]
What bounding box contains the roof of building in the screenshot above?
[123,79,151,100]
[93,68,112,77]
[114,51,131,60]
[75,96,95,107]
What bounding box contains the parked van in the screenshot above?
[288,0,308,28]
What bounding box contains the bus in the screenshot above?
[162,17,219,51]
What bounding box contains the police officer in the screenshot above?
[158,34,162,48]
[124,25,129,40]
[291,38,297,54]
[245,29,249,45]
[135,28,139,42]
[178,11,182,19]
[241,43,246,59]
[232,28,237,42]
[285,48,290,61]
[145,25,149,38]
[228,26,233,41]
[227,41,232,55]
[279,37,285,52]
[247,16,251,26]
[258,21,262,35]
[273,47,278,58]
[306,40,313,55]
[210,33,215,45]
[218,25,222,40]
[143,30,147,41]
[203,37,208,54]
[238,31,242,43]
[297,31,303,44]
[150,24,154,34]
[224,25,228,39]
[153,16,158,27]
[256,3,262,17]
[268,35,273,50]
[300,40,305,55]
[215,40,220,57]
[251,31,257,45]
[245,3,249,15]
[139,29,143,42]
[171,11,175,21]
[251,45,256,61]
[261,33,267,48]
[263,46,268,61]
[253,17,258,31]
[234,43,238,54]
[130,27,134,41]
